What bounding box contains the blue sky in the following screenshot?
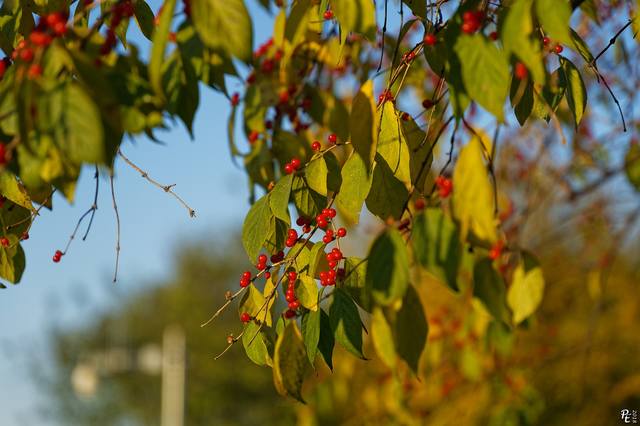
[0,2,274,424]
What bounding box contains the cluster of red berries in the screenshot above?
[256,254,268,270]
[52,249,63,263]
[0,237,9,247]
[319,248,345,287]
[461,10,484,34]
[285,228,299,248]
[323,9,334,20]
[284,157,301,174]
[254,37,275,59]
[316,208,336,229]
[284,270,300,317]
[424,33,437,46]
[239,270,252,287]
[378,89,395,105]
[321,226,346,244]
[435,175,453,198]
[270,250,285,264]
[542,36,563,54]
[101,1,134,55]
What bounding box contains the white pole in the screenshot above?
[161,325,186,426]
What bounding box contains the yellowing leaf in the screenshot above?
[297,274,319,311]
[332,0,376,41]
[239,284,272,326]
[371,308,397,369]
[377,102,412,185]
[273,321,309,402]
[452,136,498,244]
[350,80,377,170]
[507,253,545,324]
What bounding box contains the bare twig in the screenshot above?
[62,168,100,255]
[110,172,121,283]
[118,149,196,218]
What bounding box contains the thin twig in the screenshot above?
[110,172,121,283]
[82,166,100,241]
[118,149,196,218]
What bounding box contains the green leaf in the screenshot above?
[401,115,432,192]
[332,0,376,40]
[366,229,410,306]
[269,174,293,224]
[239,284,273,326]
[242,195,273,261]
[531,68,566,121]
[191,0,253,62]
[560,57,587,128]
[624,142,640,192]
[501,0,545,85]
[335,154,372,223]
[305,156,329,196]
[318,309,335,370]
[395,285,428,375]
[0,172,33,211]
[350,80,377,170]
[272,321,308,402]
[0,240,25,284]
[412,208,462,291]
[535,0,573,46]
[329,288,365,358]
[402,0,426,19]
[343,257,371,312]
[324,152,342,193]
[291,175,326,219]
[473,258,510,324]
[371,308,397,369]
[243,84,267,134]
[507,252,545,324]
[452,136,498,244]
[301,309,321,364]
[377,102,412,185]
[366,156,409,221]
[133,0,155,40]
[60,84,106,164]
[242,321,273,367]
[149,0,176,101]
[510,77,534,126]
[570,28,594,63]
[297,274,319,311]
[454,34,510,121]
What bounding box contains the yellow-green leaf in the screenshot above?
[273,321,309,402]
[371,307,397,369]
[507,253,545,324]
[350,80,377,171]
[297,274,319,311]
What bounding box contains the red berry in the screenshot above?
[278,90,289,104]
[0,143,7,165]
[29,31,52,47]
[424,34,437,46]
[20,48,34,63]
[0,237,8,247]
[323,10,334,20]
[311,141,321,151]
[288,271,297,281]
[53,21,67,36]
[422,99,434,109]
[322,235,332,244]
[242,271,252,280]
[514,62,528,80]
[21,232,29,240]
[248,130,259,144]
[288,229,298,240]
[461,22,476,34]
[288,300,300,310]
[489,242,504,260]
[542,36,550,46]
[462,11,475,22]
[554,44,563,54]
[27,64,42,79]
[284,309,296,319]
[489,31,498,41]
[240,312,251,323]
[284,163,294,174]
[328,260,337,269]
[401,112,410,121]
[328,133,337,144]
[231,92,240,106]
[240,277,250,287]
[258,254,268,264]
[265,271,271,279]
[328,208,337,218]
[337,227,347,238]
[290,157,301,169]
[317,218,328,229]
[415,198,426,210]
